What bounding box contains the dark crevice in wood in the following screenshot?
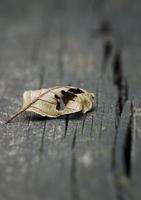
[94,20,114,73]
[113,50,128,125]
[123,101,134,177]
[113,50,123,86]
[64,115,69,138]
[112,103,134,200]
[111,47,132,200]
[111,49,129,178]
[71,126,77,150]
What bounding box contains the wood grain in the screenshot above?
[0,0,141,200]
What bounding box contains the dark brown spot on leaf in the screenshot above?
[61,90,76,105]
[56,100,60,110]
[55,94,59,99]
[55,94,61,110]
[68,88,84,94]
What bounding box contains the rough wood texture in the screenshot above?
[0,0,141,200]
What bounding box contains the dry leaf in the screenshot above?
[5,86,95,123]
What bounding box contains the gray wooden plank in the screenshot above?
[114,100,133,200]
[93,1,141,199]
[132,100,141,200]
[24,4,118,200]
[0,2,45,200]
[99,1,141,199]
[0,0,139,200]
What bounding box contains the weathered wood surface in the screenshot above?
[0,0,141,200]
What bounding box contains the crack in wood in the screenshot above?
[2,1,140,199]
[64,115,69,138]
[112,50,132,200]
[123,101,134,177]
[112,102,134,200]
[113,50,128,123]
[93,20,114,73]
[96,22,135,199]
[70,126,78,199]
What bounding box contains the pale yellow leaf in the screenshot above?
[5,86,95,123]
